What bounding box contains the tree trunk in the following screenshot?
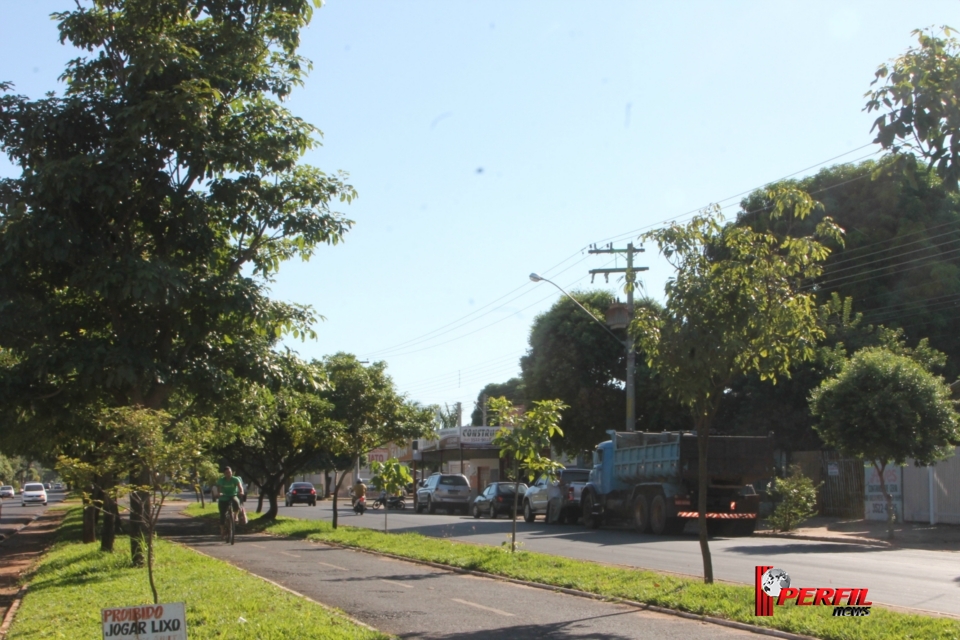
[511,461,520,553]
[874,461,895,540]
[332,470,349,530]
[257,491,265,514]
[128,470,151,567]
[82,498,97,544]
[262,476,282,521]
[697,426,713,584]
[100,492,116,553]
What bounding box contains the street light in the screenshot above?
[529,273,636,432]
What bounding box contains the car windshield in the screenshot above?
[24,483,44,491]
[439,476,468,486]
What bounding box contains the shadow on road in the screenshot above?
[396,609,640,640]
[724,542,886,555]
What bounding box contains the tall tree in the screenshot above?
[321,353,434,529]
[866,27,960,191]
[811,346,960,538]
[217,355,338,521]
[521,291,689,455]
[631,191,842,584]
[0,0,353,562]
[471,378,524,426]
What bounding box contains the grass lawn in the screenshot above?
[184,503,960,640]
[7,507,388,640]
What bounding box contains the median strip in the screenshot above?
[184,503,960,640]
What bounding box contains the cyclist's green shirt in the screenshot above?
[216,476,242,502]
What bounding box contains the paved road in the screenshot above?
[266,500,960,618]
[0,489,66,540]
[165,510,758,640]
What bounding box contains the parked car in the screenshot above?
[415,473,471,514]
[52,483,64,491]
[21,483,47,507]
[285,482,318,506]
[522,468,590,524]
[0,486,14,499]
[473,482,527,519]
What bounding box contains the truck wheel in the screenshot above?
[633,495,650,533]
[582,494,601,529]
[523,500,535,523]
[649,495,667,535]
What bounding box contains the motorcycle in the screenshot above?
[372,493,406,510]
[353,495,366,515]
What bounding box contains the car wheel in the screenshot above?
[523,500,535,523]
[473,504,481,519]
[489,506,497,519]
[427,498,436,514]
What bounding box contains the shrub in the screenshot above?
[766,468,819,532]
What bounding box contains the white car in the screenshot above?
[21,483,47,506]
[0,486,14,499]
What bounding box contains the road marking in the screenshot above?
[279,551,300,558]
[249,544,266,549]
[317,561,348,571]
[451,598,515,617]
[379,579,413,589]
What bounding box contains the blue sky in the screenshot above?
[1,1,956,420]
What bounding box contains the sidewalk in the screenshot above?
[161,507,775,640]
[755,516,960,550]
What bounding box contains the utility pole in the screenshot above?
[456,402,464,470]
[588,242,648,432]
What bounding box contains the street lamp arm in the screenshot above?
[529,273,625,345]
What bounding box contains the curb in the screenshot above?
[175,541,388,637]
[177,510,816,640]
[0,586,26,640]
[754,531,891,548]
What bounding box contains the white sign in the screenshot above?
[827,462,839,477]
[864,464,902,522]
[102,602,187,640]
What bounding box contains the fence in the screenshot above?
[817,452,865,518]
[902,447,960,524]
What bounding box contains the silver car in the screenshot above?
[0,486,14,499]
[415,473,471,515]
[21,483,47,506]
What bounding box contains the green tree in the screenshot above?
[217,355,339,521]
[370,458,412,533]
[810,347,960,539]
[766,467,819,533]
[471,379,525,426]
[0,0,353,563]
[866,27,960,191]
[521,292,688,455]
[489,396,566,553]
[321,353,434,529]
[631,191,842,583]
[58,407,207,603]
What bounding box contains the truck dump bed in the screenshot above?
[610,431,773,487]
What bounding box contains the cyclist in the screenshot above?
[215,467,245,538]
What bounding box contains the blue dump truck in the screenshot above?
[580,430,774,536]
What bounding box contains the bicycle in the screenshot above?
[222,495,244,545]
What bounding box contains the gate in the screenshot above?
[819,452,864,518]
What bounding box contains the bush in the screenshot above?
[766,468,819,532]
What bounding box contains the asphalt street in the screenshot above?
[166,510,760,640]
[0,489,65,540]
[263,499,960,618]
